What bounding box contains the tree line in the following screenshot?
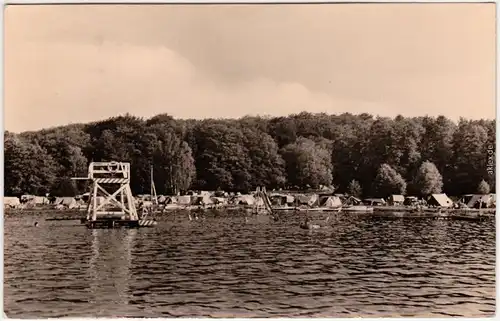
[4,112,495,198]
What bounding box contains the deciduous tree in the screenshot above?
[413,161,443,197]
[281,137,333,189]
[477,179,490,195]
[348,180,362,197]
[372,163,406,198]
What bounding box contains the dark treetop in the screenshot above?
[4,112,495,198]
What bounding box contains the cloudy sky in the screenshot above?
[5,3,496,133]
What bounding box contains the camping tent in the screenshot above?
[177,195,192,205]
[270,194,294,206]
[61,197,78,209]
[233,195,255,205]
[295,194,319,207]
[163,196,178,204]
[4,197,20,208]
[193,195,214,206]
[389,195,405,205]
[428,194,454,208]
[319,196,342,208]
[404,196,419,206]
[213,191,227,198]
[269,194,282,206]
[199,191,212,197]
[54,197,78,209]
[140,200,154,208]
[211,197,227,205]
[363,198,386,206]
[20,195,35,203]
[26,196,50,205]
[464,194,494,209]
[345,196,362,205]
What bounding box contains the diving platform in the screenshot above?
[72,161,157,229]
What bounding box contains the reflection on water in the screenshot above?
[88,229,135,312]
[3,212,496,318]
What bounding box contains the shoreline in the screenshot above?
[4,205,495,222]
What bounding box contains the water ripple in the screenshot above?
[3,212,496,318]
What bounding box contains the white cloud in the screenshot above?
[4,4,495,132]
[6,41,390,132]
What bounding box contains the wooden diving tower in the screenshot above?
[73,161,157,228]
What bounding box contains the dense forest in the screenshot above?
[4,112,496,198]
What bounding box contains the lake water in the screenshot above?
[3,211,496,318]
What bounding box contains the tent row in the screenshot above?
[4,192,496,210]
[269,193,496,209]
[270,193,342,208]
[4,196,86,209]
[149,194,264,206]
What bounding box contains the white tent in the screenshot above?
[53,197,78,209]
[26,196,50,205]
[428,194,454,208]
[296,194,319,206]
[211,197,227,205]
[4,197,20,208]
[193,195,214,205]
[389,195,405,205]
[233,195,255,205]
[320,196,342,208]
[177,195,192,205]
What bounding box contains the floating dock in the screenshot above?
[81,218,157,228]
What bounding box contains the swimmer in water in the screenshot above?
[300,216,320,230]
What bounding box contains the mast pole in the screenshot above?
[151,165,158,205]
